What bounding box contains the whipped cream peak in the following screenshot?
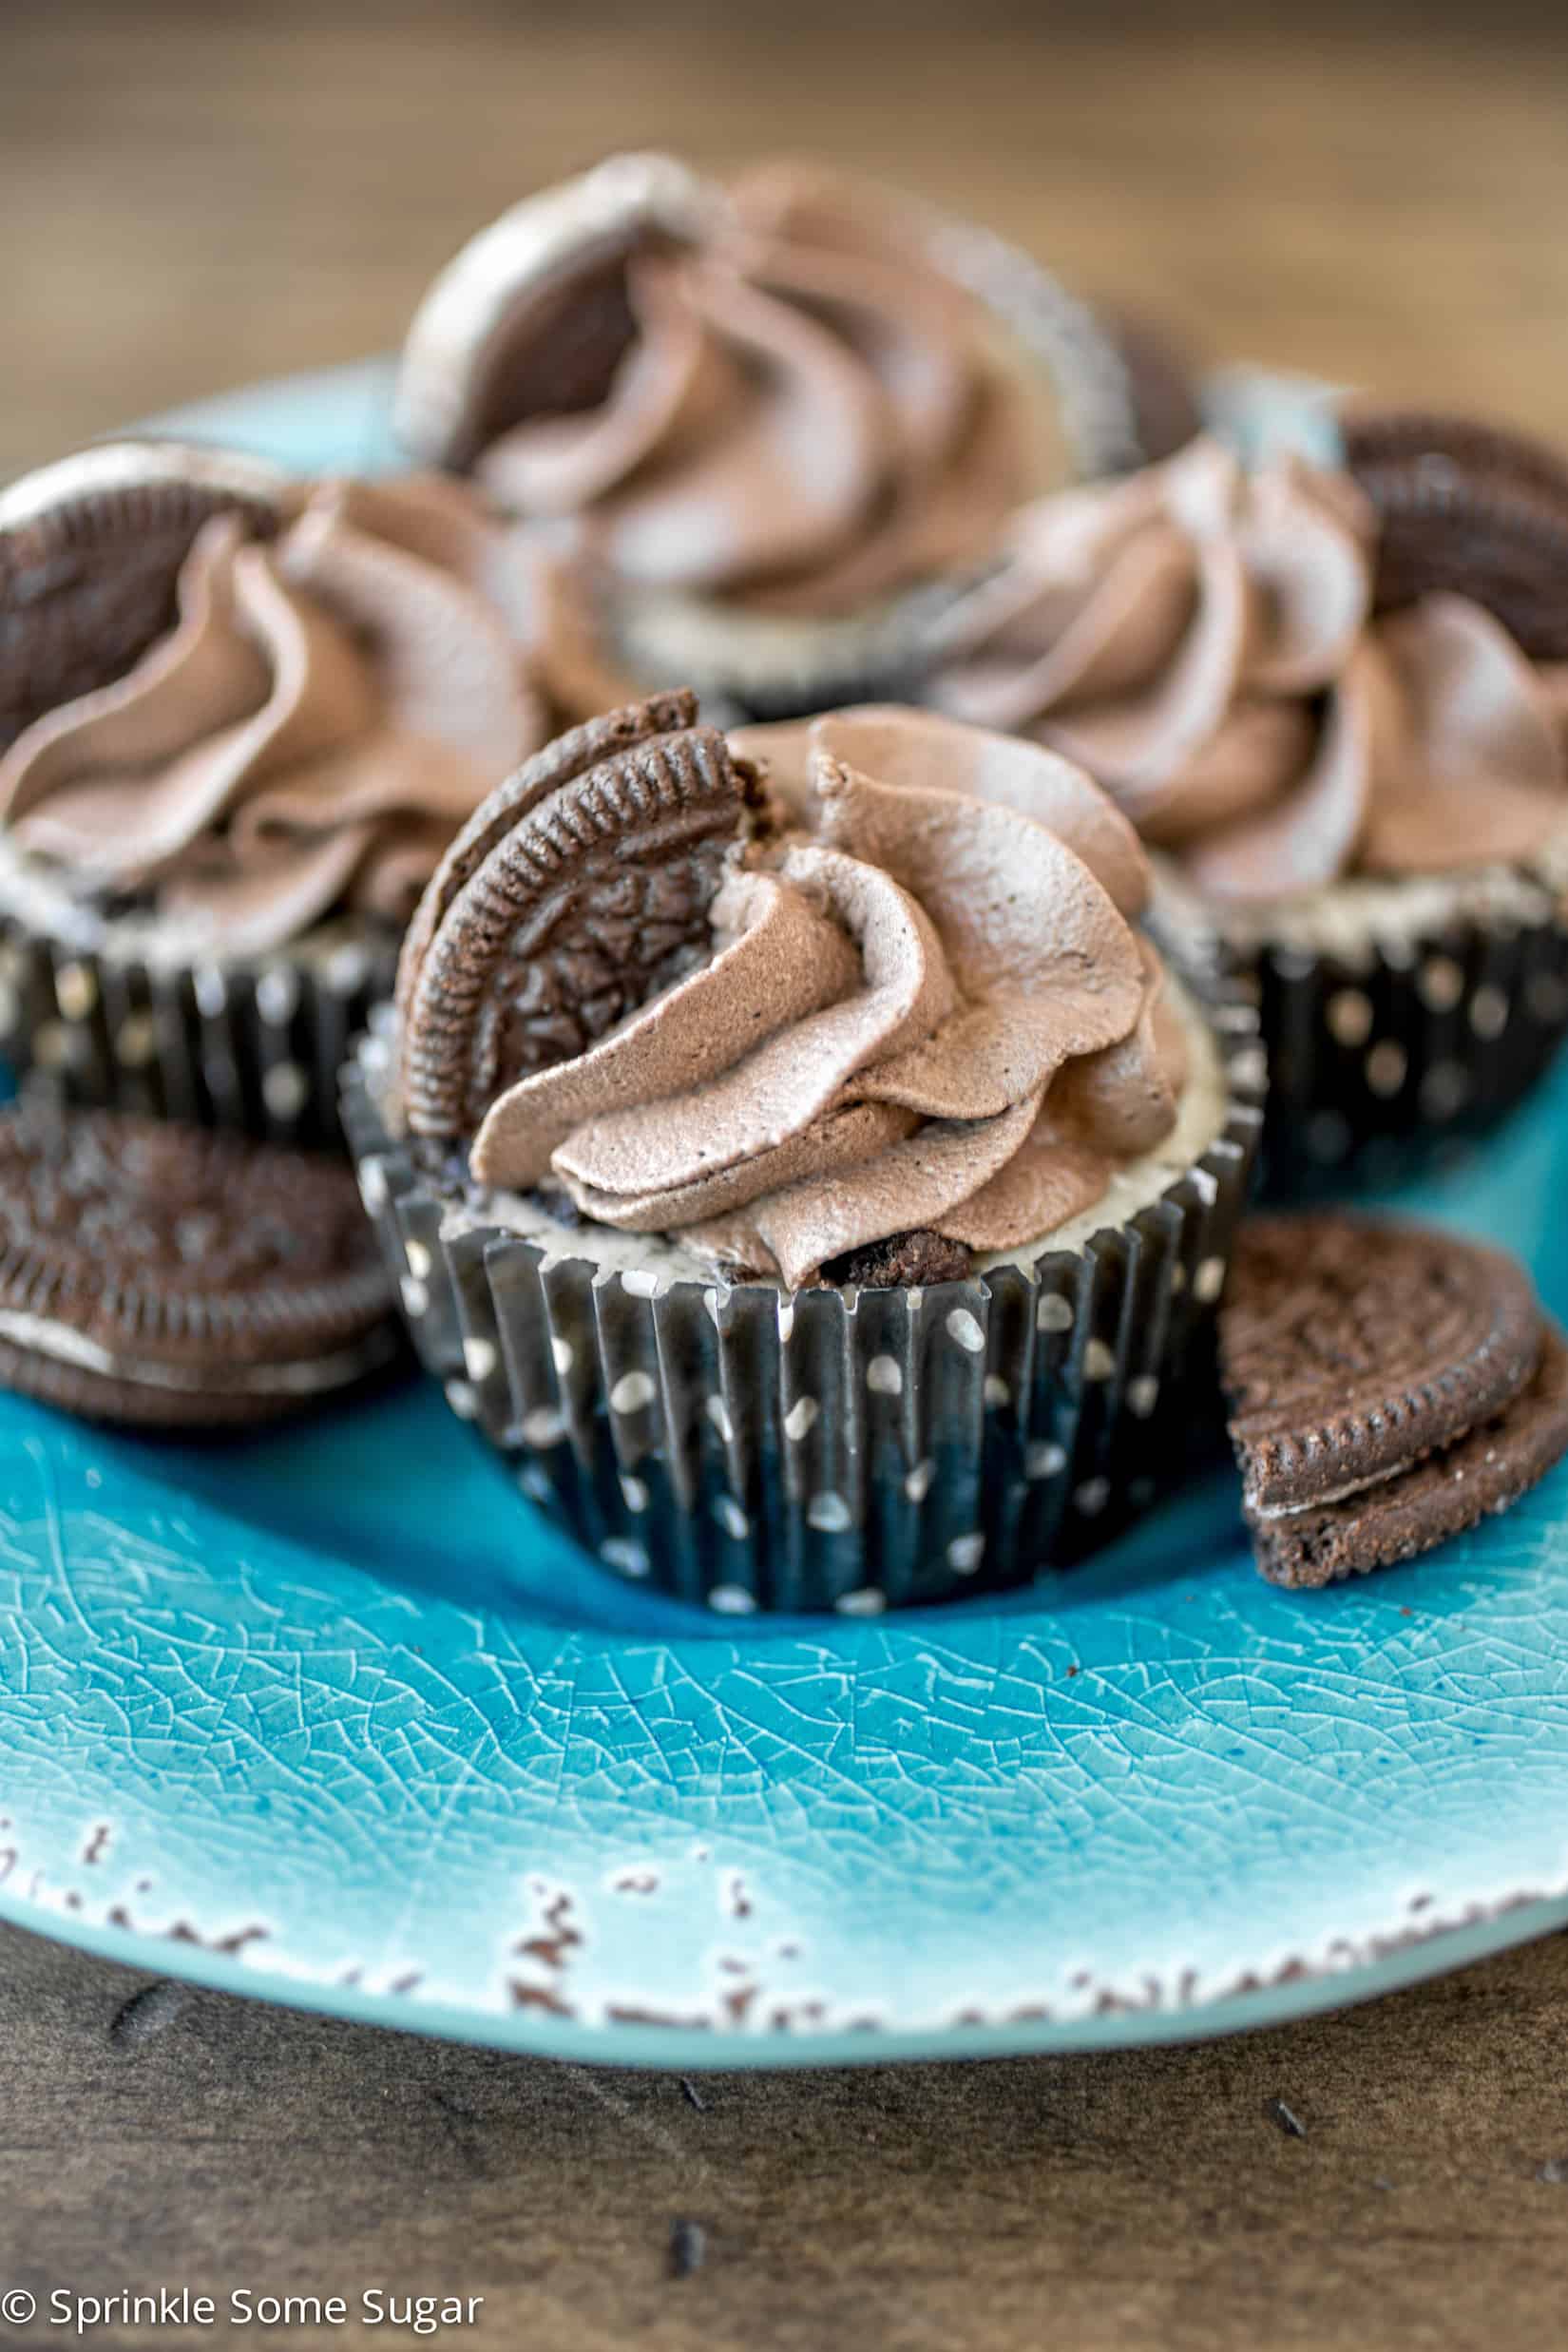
[466,707,1182,1285]
[934,432,1568,899]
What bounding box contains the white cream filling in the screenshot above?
[0,1304,390,1396]
[1246,1458,1422,1521]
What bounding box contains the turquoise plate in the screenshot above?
[3,365,1568,2068]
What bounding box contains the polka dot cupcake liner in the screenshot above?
[1241,903,1568,1199]
[339,965,1263,1616]
[0,904,398,1152]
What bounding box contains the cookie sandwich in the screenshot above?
[344,694,1263,1613]
[1220,1211,1568,1588]
[933,422,1568,1190]
[0,1099,397,1428]
[393,152,1162,721]
[0,443,565,1145]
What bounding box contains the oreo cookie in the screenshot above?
[393,153,714,474]
[0,1100,398,1426]
[1219,1210,1568,1586]
[1248,1324,1568,1589]
[1341,408,1568,660]
[395,693,759,1138]
[0,441,286,754]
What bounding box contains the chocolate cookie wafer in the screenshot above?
[1341,407,1568,660]
[395,695,764,1138]
[392,152,714,473]
[392,688,700,1063]
[1222,1213,1540,1517]
[0,440,287,753]
[0,1101,398,1427]
[1249,1322,1568,1589]
[1219,1211,1568,1586]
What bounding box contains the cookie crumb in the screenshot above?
[824,1228,971,1290]
[1266,2098,1308,2139]
[668,2219,707,2278]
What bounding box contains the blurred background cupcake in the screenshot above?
[0,442,600,1144]
[931,416,1568,1193]
[393,151,1195,722]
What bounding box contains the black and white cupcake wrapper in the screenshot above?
[0,904,398,1152]
[1234,904,1568,1198]
[340,971,1263,1616]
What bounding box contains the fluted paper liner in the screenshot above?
[1229,902,1568,1199]
[342,960,1263,1614]
[0,904,398,1152]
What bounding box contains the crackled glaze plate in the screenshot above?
[2,365,1568,2067]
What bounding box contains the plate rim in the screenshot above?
[8,1883,1566,2069]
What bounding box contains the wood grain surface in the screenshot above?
[4,1918,1568,2351]
[6,5,1568,2346]
[5,0,1568,479]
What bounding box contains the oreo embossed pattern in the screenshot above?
[0,1100,397,1425]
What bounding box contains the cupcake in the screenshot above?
[0,441,572,1145]
[931,427,1568,1190]
[343,694,1262,1614]
[392,152,1158,722]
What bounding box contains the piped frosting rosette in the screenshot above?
[934,431,1568,1187]
[398,702,1188,1287]
[0,446,575,1142]
[358,694,1263,1611]
[397,154,1063,621]
[934,434,1568,899]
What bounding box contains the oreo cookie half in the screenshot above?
[394,153,715,473]
[1341,408,1568,660]
[395,692,758,1138]
[1247,1322,1568,1589]
[0,440,287,754]
[0,1101,398,1426]
[1219,1210,1568,1586]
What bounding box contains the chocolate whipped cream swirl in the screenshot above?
[468,710,1186,1287]
[468,161,1037,619]
[934,436,1568,900]
[0,475,548,956]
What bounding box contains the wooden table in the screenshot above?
[5,4,1568,2344]
[7,0,1568,478]
[5,1919,1568,2350]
